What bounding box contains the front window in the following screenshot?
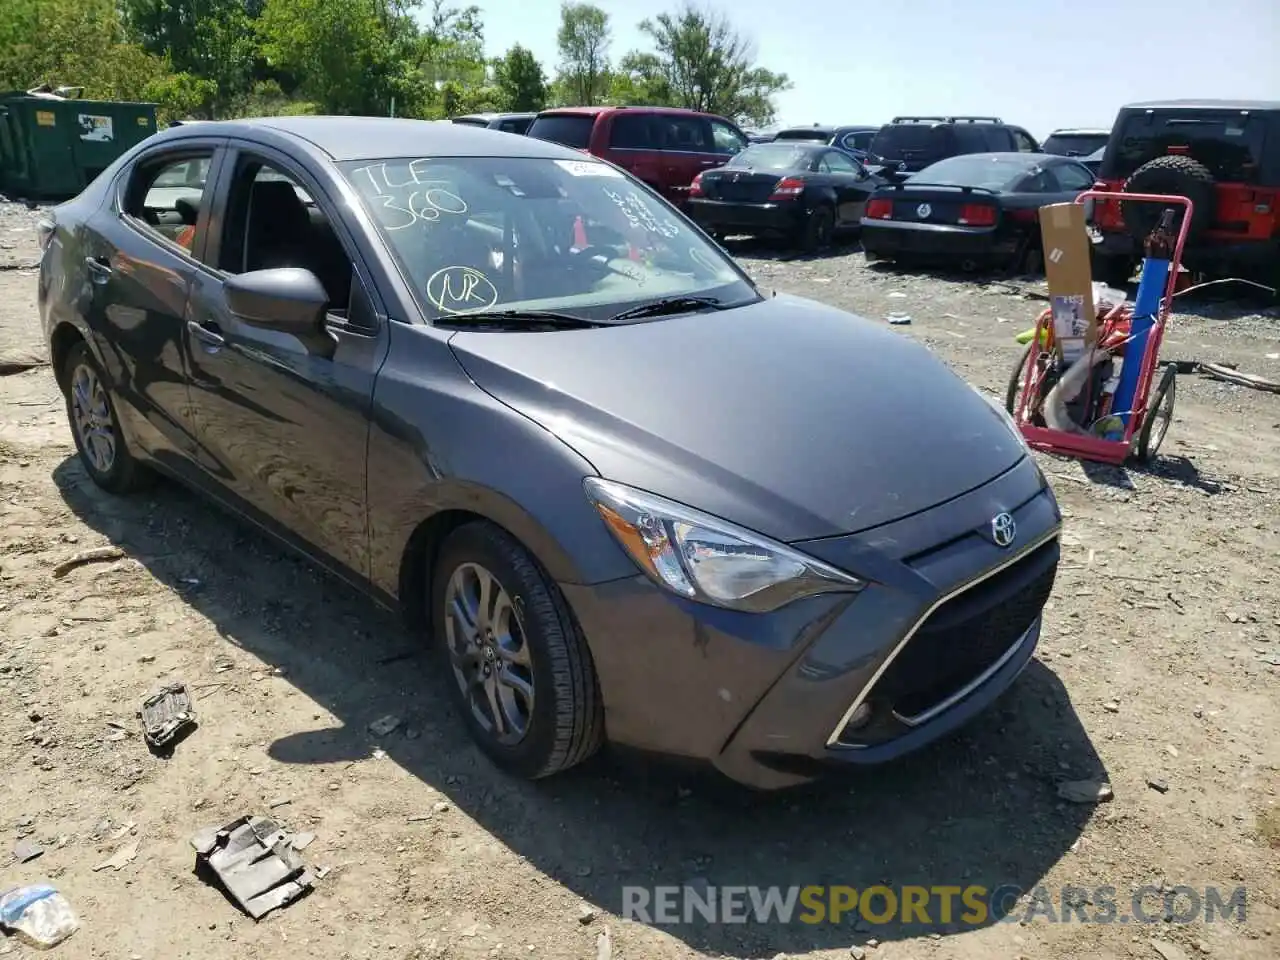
[911,154,1034,190]
[726,143,810,171]
[341,156,754,322]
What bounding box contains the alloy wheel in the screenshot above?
[443,562,535,745]
[70,363,117,475]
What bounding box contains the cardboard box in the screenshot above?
[1039,202,1096,363]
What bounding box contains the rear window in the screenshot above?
[774,129,830,143]
[527,114,595,149]
[727,144,811,171]
[1043,133,1109,157]
[499,117,532,135]
[911,154,1033,190]
[870,125,949,160]
[451,117,489,128]
[1107,112,1266,181]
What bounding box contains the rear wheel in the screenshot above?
[431,521,604,779]
[1005,342,1035,415]
[1122,155,1215,242]
[1092,250,1134,289]
[61,341,151,494]
[799,205,835,253]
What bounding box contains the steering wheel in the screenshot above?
[571,245,626,265]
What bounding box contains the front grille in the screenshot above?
[877,541,1057,721]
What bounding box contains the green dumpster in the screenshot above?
[0,92,158,200]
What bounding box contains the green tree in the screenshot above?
[606,51,671,106]
[0,0,213,123]
[492,44,547,112]
[554,2,611,106]
[635,3,789,126]
[256,0,392,114]
[119,0,260,115]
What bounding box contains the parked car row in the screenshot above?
[454,97,1279,285]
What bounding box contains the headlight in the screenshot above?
[583,478,865,613]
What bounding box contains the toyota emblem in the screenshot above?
[990,513,1017,548]
[916,203,932,219]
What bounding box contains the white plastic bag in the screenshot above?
[0,885,79,949]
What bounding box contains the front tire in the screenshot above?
[431,521,604,779]
[61,340,151,494]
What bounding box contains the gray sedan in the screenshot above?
[38,116,1061,790]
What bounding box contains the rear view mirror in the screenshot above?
[224,268,333,353]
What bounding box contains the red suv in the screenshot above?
[526,106,749,207]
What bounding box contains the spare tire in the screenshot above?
[1121,155,1215,243]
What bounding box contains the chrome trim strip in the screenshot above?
[824,524,1060,750]
[891,622,1033,728]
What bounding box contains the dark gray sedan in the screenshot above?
[37,117,1062,790]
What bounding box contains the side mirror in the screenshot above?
[224,267,332,353]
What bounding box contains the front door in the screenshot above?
[183,146,389,584]
[85,144,225,472]
[817,149,873,225]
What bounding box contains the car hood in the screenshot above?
[447,293,1026,543]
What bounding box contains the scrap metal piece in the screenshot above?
[191,816,314,920]
[139,682,197,750]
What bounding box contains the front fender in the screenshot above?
[366,326,639,599]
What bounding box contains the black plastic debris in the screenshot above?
[190,816,314,920]
[139,682,196,751]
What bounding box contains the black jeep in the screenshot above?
[1090,99,1280,288]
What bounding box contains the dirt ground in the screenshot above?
[1,198,1278,960]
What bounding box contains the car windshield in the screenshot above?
[340,156,754,322]
[727,144,809,171]
[1108,112,1266,181]
[1043,133,1109,156]
[910,155,1031,190]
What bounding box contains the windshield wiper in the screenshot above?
[436,309,603,330]
[609,296,729,323]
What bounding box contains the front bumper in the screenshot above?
[861,220,1017,265]
[561,455,1062,790]
[686,198,806,236]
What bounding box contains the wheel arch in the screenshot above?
[49,321,88,391]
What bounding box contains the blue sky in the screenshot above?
[476,0,1279,137]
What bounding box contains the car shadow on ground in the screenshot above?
[55,457,1102,957]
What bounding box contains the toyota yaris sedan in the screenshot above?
[38,117,1061,790]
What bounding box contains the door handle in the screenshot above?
[84,256,112,282]
[186,319,225,349]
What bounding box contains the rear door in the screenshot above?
[83,141,227,473]
[870,124,952,172]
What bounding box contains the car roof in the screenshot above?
[1048,128,1110,136]
[746,140,827,152]
[534,105,721,119]
[777,125,835,135]
[453,112,535,122]
[154,115,585,162]
[1120,99,1280,112]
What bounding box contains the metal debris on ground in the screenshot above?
[92,835,139,872]
[190,816,315,920]
[50,546,125,579]
[1057,779,1114,803]
[885,313,912,325]
[367,714,401,737]
[0,885,78,949]
[11,839,43,863]
[138,681,197,751]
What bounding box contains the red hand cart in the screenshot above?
[1005,190,1192,466]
